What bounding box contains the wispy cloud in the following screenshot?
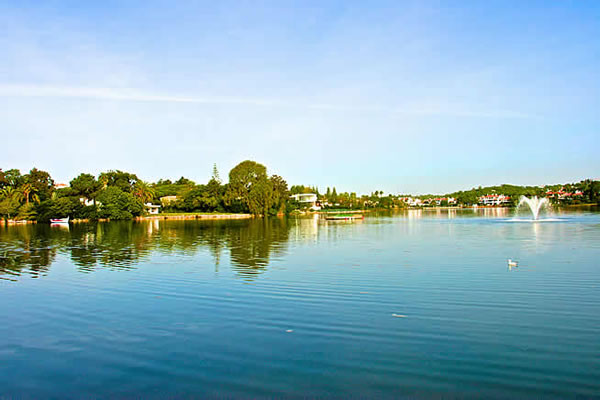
[0,83,536,119]
[0,84,280,106]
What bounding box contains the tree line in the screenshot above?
[448,181,599,206]
[1,163,598,222]
[0,160,290,222]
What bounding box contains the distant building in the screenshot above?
[546,189,583,200]
[54,183,68,189]
[145,203,161,215]
[290,193,320,210]
[160,195,179,206]
[400,197,422,207]
[479,194,511,206]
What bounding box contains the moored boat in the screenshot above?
[50,217,70,224]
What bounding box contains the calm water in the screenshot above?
[1,208,599,399]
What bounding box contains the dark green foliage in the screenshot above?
[152,178,194,201]
[248,178,273,216]
[16,203,37,220]
[25,168,54,201]
[0,169,7,188]
[97,187,144,220]
[582,179,600,203]
[226,160,267,206]
[98,170,139,193]
[35,198,79,222]
[270,175,289,215]
[290,185,318,195]
[175,176,195,186]
[451,184,546,206]
[3,169,24,188]
[0,191,22,219]
[70,173,102,201]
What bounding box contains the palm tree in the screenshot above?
[1,187,23,202]
[0,187,24,220]
[20,183,39,205]
[133,181,155,204]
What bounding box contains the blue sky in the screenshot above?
[1,0,598,194]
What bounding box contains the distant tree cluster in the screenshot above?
[1,164,598,222]
[448,182,599,206]
[0,161,290,222]
[0,168,55,220]
[155,161,289,216]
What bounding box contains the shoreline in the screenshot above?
[2,204,596,226]
[137,213,253,221]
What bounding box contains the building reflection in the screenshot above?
[0,208,528,281]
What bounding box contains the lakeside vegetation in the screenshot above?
[291,181,599,210]
[0,161,289,222]
[0,162,598,223]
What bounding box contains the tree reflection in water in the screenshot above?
[0,218,292,281]
[0,224,61,280]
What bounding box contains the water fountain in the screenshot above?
[517,195,549,220]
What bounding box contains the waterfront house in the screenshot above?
[401,197,422,207]
[479,194,511,206]
[145,203,161,215]
[290,193,320,210]
[546,189,584,200]
[431,197,457,206]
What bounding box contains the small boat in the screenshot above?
[507,259,518,268]
[50,217,70,224]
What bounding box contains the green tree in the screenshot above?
[248,178,273,216]
[205,178,223,211]
[133,180,156,204]
[4,169,24,188]
[20,183,39,205]
[0,187,24,219]
[70,173,102,203]
[269,175,289,215]
[99,170,139,192]
[0,169,7,188]
[226,160,268,213]
[582,179,600,203]
[175,176,195,186]
[179,185,213,211]
[25,168,54,201]
[212,163,221,183]
[97,187,144,220]
[16,203,37,220]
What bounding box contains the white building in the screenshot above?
[479,194,511,206]
[290,193,320,210]
[145,203,161,215]
[407,198,422,207]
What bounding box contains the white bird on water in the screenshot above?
[508,259,518,268]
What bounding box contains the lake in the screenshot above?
[1,208,599,399]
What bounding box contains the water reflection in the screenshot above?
[0,218,292,281]
[1,208,595,281]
